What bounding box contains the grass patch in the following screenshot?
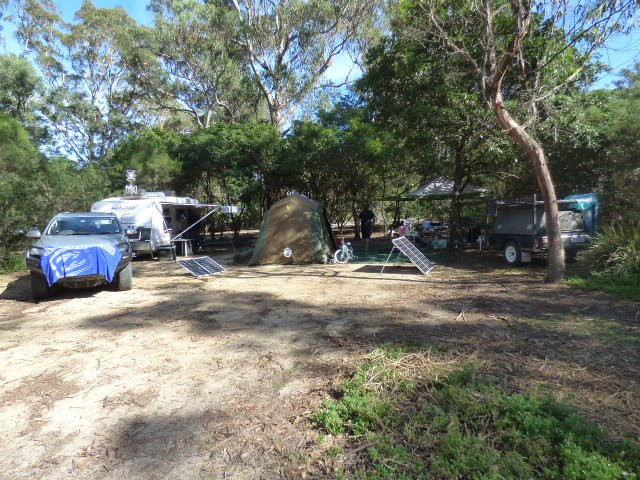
[566,275,640,302]
[0,251,26,274]
[311,347,640,479]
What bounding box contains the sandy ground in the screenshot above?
[1,250,639,479]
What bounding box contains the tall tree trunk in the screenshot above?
[393,200,401,228]
[490,92,565,282]
[352,204,361,240]
[449,149,466,249]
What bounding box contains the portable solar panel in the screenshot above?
[177,256,226,277]
[384,236,434,275]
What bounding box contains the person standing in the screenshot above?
[359,205,375,252]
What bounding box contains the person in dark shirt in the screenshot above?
[359,206,375,252]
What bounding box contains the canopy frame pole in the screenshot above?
[170,207,218,242]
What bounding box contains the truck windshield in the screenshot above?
[46,217,122,235]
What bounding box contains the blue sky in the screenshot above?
[1,0,638,89]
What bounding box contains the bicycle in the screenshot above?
[334,238,356,264]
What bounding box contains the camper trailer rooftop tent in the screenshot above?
[91,191,239,257]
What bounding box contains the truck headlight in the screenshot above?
[117,243,130,254]
[28,246,42,258]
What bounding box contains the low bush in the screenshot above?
[568,223,640,301]
[566,275,640,302]
[581,223,640,277]
[312,347,640,479]
[0,251,26,274]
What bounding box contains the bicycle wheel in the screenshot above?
[334,249,349,264]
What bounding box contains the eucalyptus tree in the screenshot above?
[359,28,515,247]
[3,0,60,58]
[32,1,145,163]
[123,0,260,129]
[227,0,385,133]
[405,0,638,281]
[0,1,9,41]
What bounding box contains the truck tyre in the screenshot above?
[30,272,52,300]
[566,249,578,262]
[503,241,522,266]
[114,263,133,291]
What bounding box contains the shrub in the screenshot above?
[0,251,26,274]
[312,347,640,479]
[582,223,640,277]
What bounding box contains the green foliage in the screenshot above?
[5,0,60,59]
[0,251,26,275]
[358,4,517,243]
[174,122,283,230]
[104,127,180,192]
[312,366,394,436]
[313,348,640,479]
[585,67,640,223]
[582,224,640,278]
[41,156,110,214]
[0,113,110,239]
[225,0,384,131]
[134,0,257,128]
[286,98,407,229]
[0,112,45,237]
[0,54,41,120]
[31,0,143,163]
[566,275,640,302]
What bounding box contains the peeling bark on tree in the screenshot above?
[490,90,565,282]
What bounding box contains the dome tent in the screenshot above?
[249,195,335,265]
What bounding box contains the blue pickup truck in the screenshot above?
[25,212,133,300]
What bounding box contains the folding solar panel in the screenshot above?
[390,236,434,274]
[177,256,226,277]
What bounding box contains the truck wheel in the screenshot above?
[566,249,578,262]
[30,272,52,300]
[503,241,522,266]
[114,263,133,291]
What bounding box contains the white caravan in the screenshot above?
[91,192,238,256]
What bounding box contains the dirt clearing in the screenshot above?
[1,251,639,479]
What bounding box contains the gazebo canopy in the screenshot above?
[404,177,487,200]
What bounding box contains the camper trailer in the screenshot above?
[488,193,599,266]
[91,192,238,257]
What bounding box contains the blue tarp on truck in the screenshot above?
[564,193,600,234]
[40,245,123,287]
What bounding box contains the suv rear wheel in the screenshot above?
[30,272,52,300]
[503,241,522,266]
